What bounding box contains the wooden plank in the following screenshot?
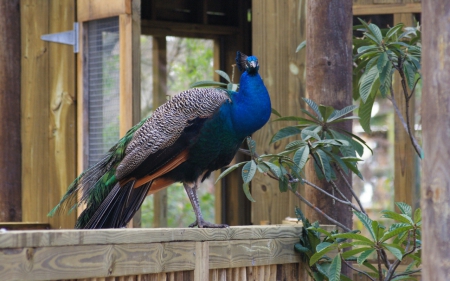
[141,20,240,37]
[20,0,50,225]
[47,0,77,229]
[353,3,422,15]
[0,242,196,280]
[0,223,50,231]
[194,242,209,281]
[421,0,450,279]
[251,0,306,226]
[393,13,418,210]
[0,1,22,222]
[0,224,307,248]
[151,36,168,228]
[78,0,131,22]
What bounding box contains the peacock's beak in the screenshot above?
[249,61,257,69]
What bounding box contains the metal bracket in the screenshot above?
[41,23,79,53]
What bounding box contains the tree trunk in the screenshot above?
[0,0,21,222]
[304,0,353,230]
[422,1,450,279]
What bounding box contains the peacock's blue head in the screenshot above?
[236,51,259,75]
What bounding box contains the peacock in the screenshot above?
[49,51,271,229]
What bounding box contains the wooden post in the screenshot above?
[422,1,450,279]
[0,0,21,222]
[152,36,168,228]
[304,0,353,229]
[393,13,419,209]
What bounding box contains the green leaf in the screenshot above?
[403,61,416,90]
[328,255,342,281]
[332,233,374,244]
[293,146,310,171]
[190,80,228,88]
[319,105,335,122]
[342,247,373,259]
[354,211,376,241]
[286,140,307,150]
[383,243,404,261]
[270,126,303,143]
[379,61,393,97]
[327,105,358,122]
[242,160,257,183]
[296,40,307,53]
[380,226,413,242]
[377,52,389,74]
[303,98,323,120]
[357,249,375,265]
[414,208,422,224]
[242,182,256,202]
[301,129,321,141]
[246,137,256,156]
[215,162,247,183]
[279,174,288,192]
[310,244,337,266]
[358,89,376,133]
[396,202,412,217]
[385,23,404,41]
[316,242,333,252]
[368,23,383,44]
[227,83,238,91]
[263,161,281,177]
[357,45,378,54]
[315,150,332,182]
[272,116,317,125]
[215,70,231,83]
[359,65,379,103]
[380,210,413,224]
[295,243,311,254]
[271,108,281,117]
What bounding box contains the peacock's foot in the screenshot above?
[189,219,229,228]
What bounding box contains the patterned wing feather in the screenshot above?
[115,88,230,180]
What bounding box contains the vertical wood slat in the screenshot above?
[393,13,418,210]
[0,1,22,222]
[194,242,209,281]
[152,36,168,228]
[251,0,307,225]
[21,0,77,228]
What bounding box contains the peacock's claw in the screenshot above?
[189,219,229,228]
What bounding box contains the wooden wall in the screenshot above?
[251,0,307,225]
[21,0,76,228]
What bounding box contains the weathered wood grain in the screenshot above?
[0,225,304,248]
[78,0,131,22]
[353,3,421,15]
[251,0,306,226]
[194,242,209,281]
[421,0,450,279]
[393,13,419,210]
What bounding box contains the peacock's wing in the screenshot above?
[115,87,231,182]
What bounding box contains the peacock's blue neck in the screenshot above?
[227,71,271,138]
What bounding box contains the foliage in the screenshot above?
[352,19,422,157]
[295,203,421,281]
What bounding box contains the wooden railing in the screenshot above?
[0,224,323,281]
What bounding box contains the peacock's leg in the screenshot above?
[183,182,228,228]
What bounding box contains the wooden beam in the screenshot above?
[0,1,21,222]
[141,20,240,38]
[353,3,422,15]
[421,1,450,279]
[304,0,353,230]
[393,13,418,210]
[78,0,131,22]
[47,0,77,229]
[0,224,311,248]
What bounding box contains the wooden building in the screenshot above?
[0,0,422,230]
